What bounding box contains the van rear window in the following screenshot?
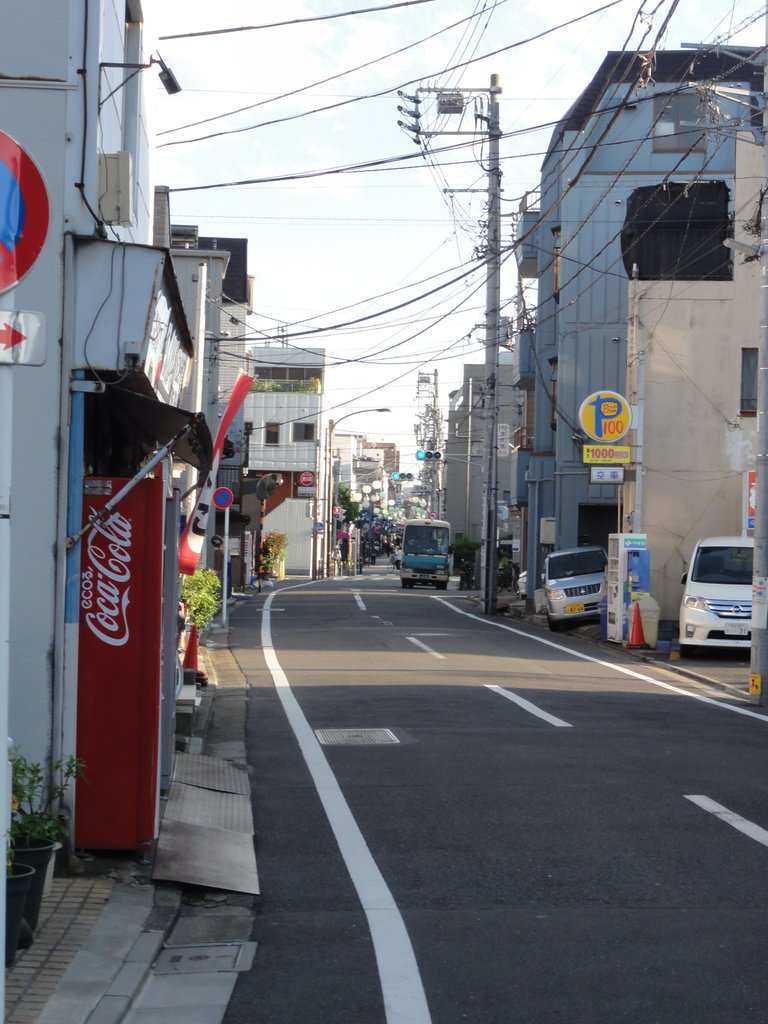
[690,546,753,584]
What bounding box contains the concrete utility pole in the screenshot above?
[750,6,768,705]
[481,74,502,616]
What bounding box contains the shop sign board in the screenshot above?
[578,391,632,443]
[583,444,630,464]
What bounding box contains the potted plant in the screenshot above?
[10,753,84,932]
[261,530,287,579]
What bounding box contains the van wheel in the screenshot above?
[679,643,698,658]
[547,616,561,632]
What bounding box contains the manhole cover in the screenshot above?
[154,941,257,975]
[315,728,400,746]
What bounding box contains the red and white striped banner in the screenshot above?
[178,371,254,575]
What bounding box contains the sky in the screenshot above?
[145,0,763,470]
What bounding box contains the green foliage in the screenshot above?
[497,555,516,590]
[452,536,481,590]
[251,378,321,394]
[338,483,361,526]
[10,753,85,849]
[181,568,221,628]
[261,530,288,576]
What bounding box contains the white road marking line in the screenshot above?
[485,685,573,727]
[352,591,366,611]
[435,598,768,722]
[261,592,432,1024]
[406,636,445,659]
[685,795,768,847]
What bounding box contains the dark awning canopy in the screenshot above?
[104,387,213,474]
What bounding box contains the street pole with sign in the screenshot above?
[212,487,234,625]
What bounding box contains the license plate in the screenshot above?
[724,623,749,636]
[565,602,585,614]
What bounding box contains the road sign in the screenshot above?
[212,487,234,510]
[0,131,49,293]
[298,470,315,487]
[0,310,46,365]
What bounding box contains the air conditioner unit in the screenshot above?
[98,151,133,226]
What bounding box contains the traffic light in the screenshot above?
[255,472,284,501]
[392,472,414,480]
[416,450,442,461]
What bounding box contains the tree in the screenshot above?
[338,483,361,526]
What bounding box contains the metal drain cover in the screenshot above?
[315,727,400,746]
[154,941,257,975]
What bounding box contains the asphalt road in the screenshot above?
[222,571,768,1024]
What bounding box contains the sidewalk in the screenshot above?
[6,633,253,1024]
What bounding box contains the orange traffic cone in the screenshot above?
[183,623,198,671]
[626,601,646,648]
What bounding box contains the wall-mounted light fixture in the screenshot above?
[99,53,182,108]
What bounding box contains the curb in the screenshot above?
[36,882,181,1024]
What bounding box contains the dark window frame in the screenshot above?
[741,347,757,416]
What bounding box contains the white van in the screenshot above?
[679,535,753,656]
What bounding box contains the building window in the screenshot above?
[653,93,706,153]
[620,181,731,281]
[741,348,757,415]
[265,422,279,445]
[292,422,316,442]
[551,226,561,301]
[549,357,558,432]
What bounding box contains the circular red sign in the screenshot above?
[0,131,49,294]
[298,470,315,486]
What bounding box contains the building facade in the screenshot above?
[516,48,762,625]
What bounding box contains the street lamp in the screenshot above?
[324,409,390,577]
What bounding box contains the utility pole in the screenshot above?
[481,74,502,615]
[750,5,768,704]
[410,74,502,607]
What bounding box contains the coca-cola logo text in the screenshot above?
[81,510,132,647]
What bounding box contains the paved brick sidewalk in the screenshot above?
[5,874,115,1024]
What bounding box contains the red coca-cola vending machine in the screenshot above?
[75,474,165,850]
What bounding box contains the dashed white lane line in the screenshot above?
[436,598,768,722]
[486,684,573,727]
[406,636,445,659]
[685,795,768,847]
[261,591,432,1024]
[352,590,366,611]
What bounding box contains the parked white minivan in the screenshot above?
[679,535,753,656]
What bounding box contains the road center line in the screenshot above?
[261,591,432,1024]
[406,636,445,659]
[486,685,573,727]
[685,795,768,847]
[436,598,768,722]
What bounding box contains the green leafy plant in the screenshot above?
[181,568,222,628]
[261,530,288,577]
[10,753,85,848]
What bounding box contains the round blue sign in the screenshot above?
[212,487,234,510]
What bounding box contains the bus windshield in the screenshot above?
[403,525,450,555]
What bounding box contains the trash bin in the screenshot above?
[637,595,660,648]
[598,595,608,642]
